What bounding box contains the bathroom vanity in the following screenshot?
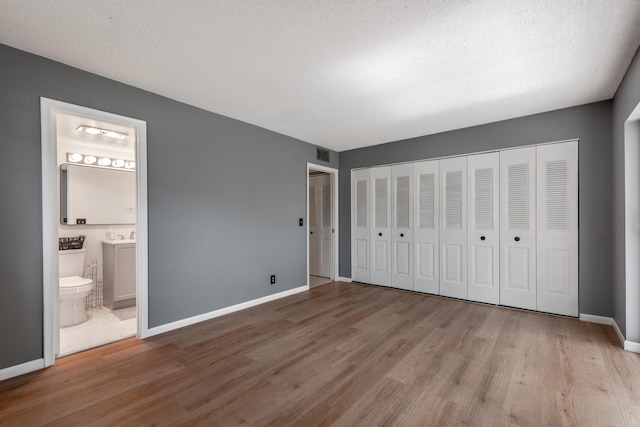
[102,240,136,309]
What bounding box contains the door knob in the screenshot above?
[514,236,520,242]
[400,233,404,237]
[379,232,382,237]
[480,236,486,241]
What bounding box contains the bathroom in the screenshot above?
[56,112,138,356]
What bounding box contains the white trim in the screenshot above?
[624,340,640,353]
[146,285,309,337]
[307,163,339,285]
[0,359,45,381]
[338,276,353,283]
[350,138,580,171]
[579,313,613,325]
[40,98,149,365]
[613,319,626,347]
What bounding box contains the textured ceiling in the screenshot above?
[2,1,640,152]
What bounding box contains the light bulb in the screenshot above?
[112,159,125,168]
[125,161,136,169]
[98,157,112,166]
[68,153,82,162]
[104,131,125,139]
[83,155,97,164]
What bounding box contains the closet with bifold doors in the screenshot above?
[350,139,579,317]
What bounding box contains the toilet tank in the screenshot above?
[59,248,87,277]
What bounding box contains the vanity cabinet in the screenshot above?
[102,241,136,309]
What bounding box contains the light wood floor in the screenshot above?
[2,282,640,426]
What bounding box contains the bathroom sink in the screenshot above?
[102,239,136,245]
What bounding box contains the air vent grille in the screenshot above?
[316,148,330,163]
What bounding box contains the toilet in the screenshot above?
[59,248,93,327]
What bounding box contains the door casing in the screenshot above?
[41,98,149,367]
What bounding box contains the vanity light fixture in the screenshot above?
[66,153,134,170]
[76,125,127,139]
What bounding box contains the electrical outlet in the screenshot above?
[76,218,86,224]
[270,275,276,284]
[299,218,303,226]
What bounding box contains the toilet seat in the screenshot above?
[59,276,93,297]
[59,276,92,288]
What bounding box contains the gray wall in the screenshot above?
[612,47,640,338]
[340,101,613,317]
[0,43,337,370]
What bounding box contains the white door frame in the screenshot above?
[41,98,149,367]
[306,163,339,284]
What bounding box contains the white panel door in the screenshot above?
[370,167,392,286]
[391,163,414,290]
[316,175,333,278]
[536,141,579,316]
[414,160,439,294]
[500,147,536,310]
[352,169,371,283]
[467,152,500,304]
[439,156,467,299]
[309,177,320,276]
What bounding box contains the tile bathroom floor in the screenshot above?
[309,275,333,287]
[59,306,136,357]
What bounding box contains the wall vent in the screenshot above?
[316,148,330,163]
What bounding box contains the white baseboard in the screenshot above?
[579,313,613,325]
[337,276,353,283]
[578,314,639,352]
[613,319,626,347]
[0,358,45,381]
[624,340,640,353]
[146,285,309,337]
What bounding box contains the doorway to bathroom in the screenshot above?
[41,99,149,366]
[307,163,339,287]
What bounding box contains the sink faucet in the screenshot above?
[130,231,136,240]
[117,234,125,240]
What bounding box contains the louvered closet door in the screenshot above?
[413,160,439,294]
[318,174,333,279]
[391,163,414,290]
[439,156,467,299]
[370,167,392,286]
[536,141,578,316]
[500,147,536,310]
[467,153,500,304]
[352,169,371,283]
[309,176,320,276]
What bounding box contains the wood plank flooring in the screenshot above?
[2,282,640,426]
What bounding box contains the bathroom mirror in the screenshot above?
[60,164,136,225]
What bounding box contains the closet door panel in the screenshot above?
[309,177,320,276]
[468,152,500,304]
[439,156,467,299]
[500,147,536,310]
[352,169,371,283]
[414,160,439,294]
[536,141,578,316]
[318,175,333,278]
[370,166,392,286]
[391,164,414,290]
